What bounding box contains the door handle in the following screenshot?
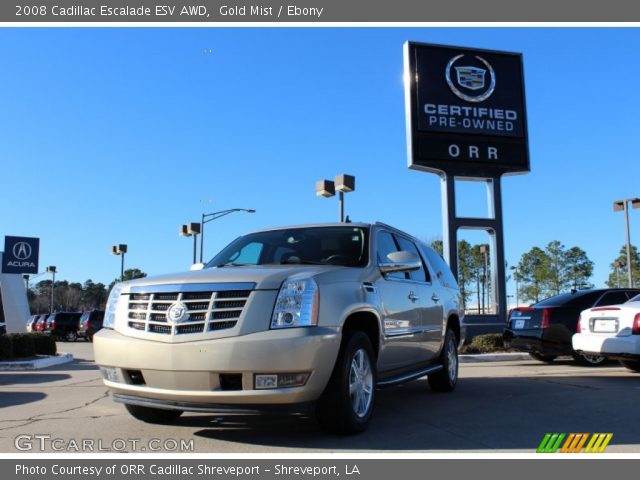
[408,292,419,302]
[431,294,440,303]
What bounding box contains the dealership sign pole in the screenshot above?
[404,42,529,335]
[1,236,39,332]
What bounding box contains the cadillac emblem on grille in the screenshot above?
[166,301,189,324]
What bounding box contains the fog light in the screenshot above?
[277,373,309,388]
[100,367,120,383]
[254,372,310,389]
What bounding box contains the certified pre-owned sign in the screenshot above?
[2,236,40,274]
[404,41,529,177]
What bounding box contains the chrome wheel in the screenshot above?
[349,348,373,418]
[582,353,606,365]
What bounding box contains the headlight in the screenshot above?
[271,275,319,329]
[103,283,124,329]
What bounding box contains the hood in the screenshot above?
[121,264,345,291]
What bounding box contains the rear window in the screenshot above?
[535,291,603,309]
[628,294,640,303]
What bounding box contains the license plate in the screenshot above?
[593,319,617,333]
[514,319,525,329]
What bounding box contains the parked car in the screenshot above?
[78,310,104,342]
[573,294,640,372]
[504,288,640,366]
[26,315,39,332]
[33,314,49,333]
[94,222,465,434]
[45,312,82,342]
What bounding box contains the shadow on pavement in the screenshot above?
[184,374,640,451]
[0,391,47,408]
[0,373,71,386]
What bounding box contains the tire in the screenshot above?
[619,360,640,372]
[428,328,459,392]
[573,353,607,367]
[124,404,183,424]
[64,330,77,342]
[316,330,376,435]
[529,352,557,363]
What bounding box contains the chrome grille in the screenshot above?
[125,287,251,336]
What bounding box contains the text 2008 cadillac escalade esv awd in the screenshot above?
[94,222,464,434]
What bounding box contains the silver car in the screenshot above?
[94,222,464,434]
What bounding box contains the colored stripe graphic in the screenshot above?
[538,433,613,453]
[585,433,613,453]
[537,433,566,453]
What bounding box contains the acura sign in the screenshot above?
[404,42,529,176]
[2,236,40,274]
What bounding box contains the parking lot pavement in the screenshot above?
[1,341,639,453]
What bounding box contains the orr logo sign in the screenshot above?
[2,236,40,274]
[404,42,529,177]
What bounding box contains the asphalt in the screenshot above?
[1,341,639,453]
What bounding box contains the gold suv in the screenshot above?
[94,222,464,434]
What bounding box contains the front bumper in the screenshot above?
[572,333,640,359]
[93,327,341,407]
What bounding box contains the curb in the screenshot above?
[0,353,74,371]
[459,352,532,363]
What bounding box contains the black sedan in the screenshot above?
[503,288,640,366]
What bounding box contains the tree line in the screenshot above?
[28,268,147,314]
[430,239,639,309]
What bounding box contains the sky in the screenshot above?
[0,27,638,296]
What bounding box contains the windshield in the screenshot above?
[206,226,369,268]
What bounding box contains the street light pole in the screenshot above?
[480,245,488,314]
[180,223,201,264]
[46,266,56,313]
[316,174,356,222]
[111,244,128,282]
[199,209,256,263]
[514,266,519,307]
[614,198,640,287]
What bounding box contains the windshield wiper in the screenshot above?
[216,262,254,268]
[278,259,330,265]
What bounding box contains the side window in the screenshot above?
[376,231,404,280]
[395,236,429,283]
[596,291,631,307]
[423,247,457,288]
[228,242,263,265]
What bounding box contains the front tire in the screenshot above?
[124,404,183,424]
[428,328,459,392]
[619,360,640,372]
[316,330,376,435]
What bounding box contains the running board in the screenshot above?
[377,364,443,388]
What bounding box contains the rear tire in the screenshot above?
[428,328,459,392]
[573,353,607,366]
[619,360,640,372]
[529,352,557,363]
[124,404,183,424]
[316,330,376,435]
[64,331,77,342]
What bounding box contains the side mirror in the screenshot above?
[379,251,422,274]
[190,263,205,271]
